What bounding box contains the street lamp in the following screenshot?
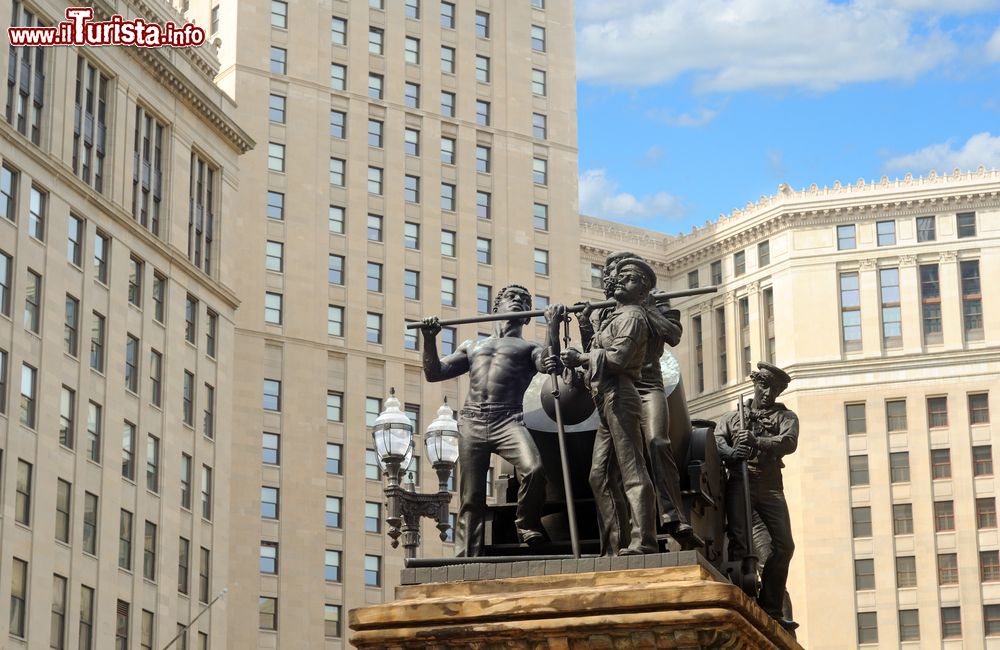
[373,389,458,558]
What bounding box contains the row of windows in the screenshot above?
[318,157,549,195]
[3,35,223,274]
[855,604,1000,643]
[837,212,978,251]
[258,596,343,639]
[839,259,983,351]
[685,241,770,289]
[849,445,994,486]
[8,553,210,648]
[844,393,991,435]
[850,496,996,538]
[852,550,1000,592]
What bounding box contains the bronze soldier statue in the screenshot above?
[562,258,660,555]
[715,362,798,630]
[578,252,693,546]
[421,285,559,557]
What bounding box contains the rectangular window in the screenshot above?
[898,609,919,642]
[325,549,342,582]
[125,335,139,393]
[326,391,343,422]
[10,558,28,637]
[180,454,192,509]
[531,24,546,51]
[93,231,110,283]
[0,165,16,222]
[986,604,1000,636]
[183,371,194,425]
[927,396,948,428]
[476,145,491,173]
[65,295,79,357]
[716,306,728,386]
[0,252,11,316]
[763,287,775,363]
[441,1,455,28]
[404,222,420,249]
[328,110,346,140]
[969,392,990,424]
[533,158,548,185]
[262,432,280,465]
[938,552,958,585]
[441,183,456,211]
[330,63,346,90]
[404,175,420,203]
[83,493,98,554]
[66,212,83,263]
[477,285,492,314]
[844,403,868,434]
[51,574,68,649]
[977,497,997,529]
[368,167,383,195]
[260,597,277,631]
[840,272,861,351]
[368,73,384,99]
[476,55,490,82]
[739,297,751,377]
[267,142,285,172]
[885,399,906,431]
[893,503,914,535]
[876,220,896,246]
[0,348,5,415]
[365,501,381,533]
[405,36,420,64]
[693,315,704,393]
[20,363,37,428]
[441,91,456,117]
[941,606,961,639]
[405,82,420,108]
[974,445,994,476]
[116,601,130,649]
[405,0,420,19]
[837,224,856,250]
[328,205,345,234]
[268,94,285,123]
[261,486,279,519]
[24,269,41,333]
[151,273,165,323]
[848,455,869,486]
[271,0,287,27]
[119,509,133,570]
[853,507,874,537]
[982,550,1000,581]
[259,541,277,574]
[687,270,699,289]
[476,100,491,126]
[326,443,342,474]
[532,112,547,139]
[916,215,936,241]
[890,451,910,483]
[187,153,218,274]
[267,191,284,220]
[122,420,136,480]
[710,260,722,285]
[366,448,381,479]
[957,211,977,238]
[72,56,110,192]
[55,479,71,543]
[734,250,746,276]
[15,459,32,525]
[757,240,770,267]
[441,277,456,307]
[6,2,46,143]
[367,119,383,148]
[529,205,549,234]
[263,379,281,411]
[265,240,283,273]
[364,554,381,586]
[327,305,344,336]
[331,16,346,45]
[366,313,383,344]
[441,230,456,257]
[178,537,191,593]
[87,401,102,463]
[935,500,955,531]
[896,556,917,588]
[326,496,342,528]
[531,68,547,96]
[143,521,157,580]
[879,268,901,348]
[367,262,383,292]
[264,292,282,325]
[931,448,951,479]
[476,238,492,264]
[328,254,344,284]
[960,260,983,340]
[441,46,455,73]
[404,128,420,157]
[441,136,455,164]
[534,249,549,275]
[146,435,159,492]
[404,270,420,300]
[201,466,213,520]
[919,263,941,344]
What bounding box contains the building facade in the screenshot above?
[202,0,581,646]
[580,171,1000,649]
[0,1,251,649]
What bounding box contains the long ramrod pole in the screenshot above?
[405,286,718,329]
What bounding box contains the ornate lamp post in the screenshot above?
[373,389,459,559]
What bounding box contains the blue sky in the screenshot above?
[575,0,1000,235]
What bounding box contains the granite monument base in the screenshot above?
[348,552,802,649]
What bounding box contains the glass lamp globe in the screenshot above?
[371,389,413,474]
[425,399,460,467]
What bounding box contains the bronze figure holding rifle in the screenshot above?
[715,362,798,631]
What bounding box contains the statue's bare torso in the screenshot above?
[459,335,543,405]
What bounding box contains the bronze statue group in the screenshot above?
[420,250,799,633]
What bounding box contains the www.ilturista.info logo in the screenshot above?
[7,7,206,47]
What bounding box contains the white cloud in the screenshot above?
[579,169,687,222]
[645,107,720,127]
[576,0,962,91]
[988,25,1000,61]
[882,132,1000,174]
[638,146,666,167]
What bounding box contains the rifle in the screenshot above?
[736,394,760,597]
[405,286,718,330]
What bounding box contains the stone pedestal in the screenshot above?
[349,553,802,649]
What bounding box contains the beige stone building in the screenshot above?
[0,1,252,649]
[202,0,581,646]
[580,171,1000,648]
